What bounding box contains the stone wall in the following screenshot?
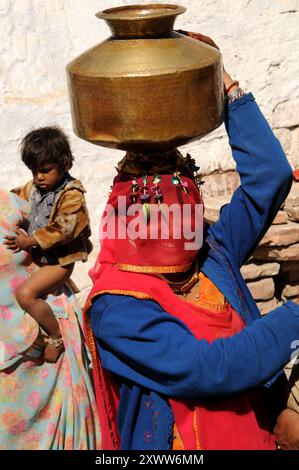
[204,174,299,314]
[0,0,298,301]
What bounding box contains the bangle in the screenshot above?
[224,79,239,95]
[228,87,245,103]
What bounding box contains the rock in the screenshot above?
[204,202,289,227]
[203,196,231,224]
[241,262,280,280]
[272,99,299,129]
[285,206,299,222]
[274,128,292,156]
[201,172,239,198]
[289,129,299,170]
[260,221,299,247]
[280,261,299,272]
[284,183,299,209]
[283,296,299,306]
[282,283,299,298]
[273,211,288,225]
[256,298,282,316]
[281,270,299,283]
[253,243,299,261]
[276,0,298,14]
[247,278,275,301]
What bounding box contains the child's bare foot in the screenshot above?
[43,336,65,363]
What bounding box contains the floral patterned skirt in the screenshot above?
[0,189,102,449]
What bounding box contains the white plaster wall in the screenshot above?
[1,0,298,301]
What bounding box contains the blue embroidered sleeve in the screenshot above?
[90,294,299,399]
[208,93,293,267]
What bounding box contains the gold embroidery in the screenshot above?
[194,299,228,312]
[194,410,202,450]
[159,261,199,294]
[83,309,98,375]
[84,301,119,449]
[93,289,152,300]
[117,263,192,274]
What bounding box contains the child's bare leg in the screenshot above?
[16,264,73,362]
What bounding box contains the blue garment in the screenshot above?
[29,173,74,264]
[90,94,299,449]
[28,173,73,235]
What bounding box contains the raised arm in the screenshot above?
[91,294,299,399]
[209,91,292,266]
[179,30,293,267]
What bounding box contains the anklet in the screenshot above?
[48,336,64,349]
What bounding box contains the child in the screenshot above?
[4,127,92,363]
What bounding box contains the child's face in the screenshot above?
[32,163,65,191]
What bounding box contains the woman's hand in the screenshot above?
[176,30,220,50]
[274,408,299,450]
[176,30,235,93]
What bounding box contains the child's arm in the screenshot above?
[10,181,32,231]
[4,228,37,253]
[4,188,89,252]
[32,188,89,251]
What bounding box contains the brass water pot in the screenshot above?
[66,4,224,151]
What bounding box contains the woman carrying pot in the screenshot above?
[84,32,299,450]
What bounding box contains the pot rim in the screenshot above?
[96,4,186,21]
